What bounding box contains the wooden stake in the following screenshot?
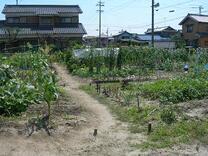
[93,129,98,137]
[137,95,140,111]
[96,83,99,93]
[148,122,152,135]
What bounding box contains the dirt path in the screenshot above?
[50,64,144,156]
[0,64,143,156]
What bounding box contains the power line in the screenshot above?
[158,0,194,10]
[87,15,185,31]
[105,0,136,12]
[103,15,185,31]
[87,0,200,35]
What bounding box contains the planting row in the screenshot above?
[0,52,58,116]
[55,47,208,79]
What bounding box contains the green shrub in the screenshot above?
[0,52,59,116]
[139,74,208,104]
[160,107,176,124]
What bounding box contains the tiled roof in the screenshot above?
[2,5,83,15]
[113,31,132,37]
[146,26,177,34]
[190,14,208,23]
[0,23,86,37]
[179,14,208,25]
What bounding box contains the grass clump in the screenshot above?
[138,120,208,149]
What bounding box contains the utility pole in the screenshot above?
[151,0,154,47]
[151,1,159,47]
[97,0,104,48]
[106,28,109,47]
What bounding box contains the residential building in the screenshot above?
[112,31,176,49]
[135,34,176,49]
[113,31,134,43]
[179,14,208,48]
[84,33,114,47]
[0,5,87,51]
[145,26,178,38]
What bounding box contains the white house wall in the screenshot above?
[148,41,176,49]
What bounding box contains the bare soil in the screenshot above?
[179,99,208,118]
[0,64,207,156]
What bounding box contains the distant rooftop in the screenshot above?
[146,26,177,34]
[112,31,133,37]
[136,34,171,41]
[2,5,83,15]
[179,14,208,25]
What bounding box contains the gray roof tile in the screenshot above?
[179,14,208,25]
[190,14,208,23]
[0,23,86,37]
[2,5,83,15]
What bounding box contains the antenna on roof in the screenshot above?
[16,0,19,5]
[191,5,203,15]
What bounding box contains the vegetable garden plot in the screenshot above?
[56,46,208,80]
[0,52,59,116]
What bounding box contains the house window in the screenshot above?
[187,25,193,33]
[7,17,19,23]
[71,17,78,23]
[40,17,53,25]
[61,17,72,23]
[122,36,130,39]
[61,17,78,23]
[20,17,27,23]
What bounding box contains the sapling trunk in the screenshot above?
[47,101,51,125]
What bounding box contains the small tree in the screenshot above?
[4,27,20,45]
[171,33,186,49]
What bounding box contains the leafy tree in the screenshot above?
[171,33,186,49]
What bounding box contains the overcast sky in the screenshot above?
[0,0,207,36]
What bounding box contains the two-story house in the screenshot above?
[145,26,178,38]
[0,5,87,50]
[179,14,208,48]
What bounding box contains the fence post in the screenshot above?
[96,83,101,94]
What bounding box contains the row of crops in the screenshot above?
[56,46,208,79]
[75,47,208,148]
[139,72,208,104]
[0,52,58,116]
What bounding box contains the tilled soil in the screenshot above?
[0,64,207,156]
